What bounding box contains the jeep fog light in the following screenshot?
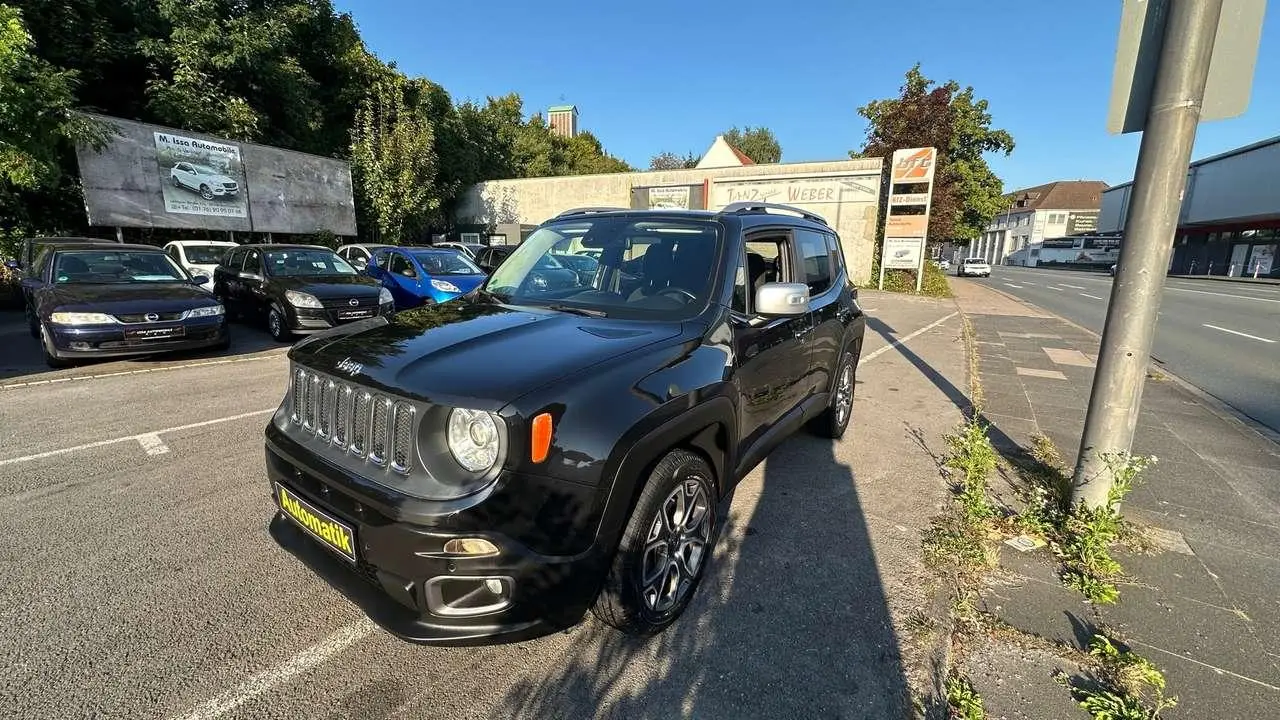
[426,576,513,617]
[443,538,499,557]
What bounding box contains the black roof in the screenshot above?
[245,244,329,251]
[50,242,162,252]
[543,204,832,232]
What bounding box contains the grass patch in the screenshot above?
[873,260,954,298]
[1058,633,1178,719]
[945,672,988,719]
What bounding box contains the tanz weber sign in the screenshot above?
[75,114,357,235]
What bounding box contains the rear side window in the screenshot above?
[823,232,848,279]
[794,229,832,295]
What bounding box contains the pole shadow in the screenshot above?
[497,433,911,719]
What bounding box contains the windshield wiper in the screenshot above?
[547,304,607,318]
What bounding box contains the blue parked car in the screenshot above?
[365,247,488,308]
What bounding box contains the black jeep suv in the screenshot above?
[265,203,866,645]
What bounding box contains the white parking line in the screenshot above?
[1047,286,1064,292]
[0,352,287,391]
[1203,324,1276,343]
[169,619,377,720]
[0,408,274,467]
[137,433,170,456]
[1080,293,1104,300]
[863,312,959,363]
[1062,284,1087,290]
[1004,283,1024,289]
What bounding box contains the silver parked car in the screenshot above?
[170,162,239,200]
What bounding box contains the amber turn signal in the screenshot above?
[530,413,553,463]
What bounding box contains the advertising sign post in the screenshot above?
[878,147,937,292]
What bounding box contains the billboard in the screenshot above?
[75,114,357,235]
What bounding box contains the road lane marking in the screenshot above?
[1167,287,1280,304]
[1080,293,1105,300]
[0,352,287,391]
[137,433,170,456]
[1004,283,1024,289]
[170,619,378,720]
[1062,284,1087,289]
[863,312,959,363]
[1047,286,1064,292]
[0,408,273,467]
[1202,324,1276,343]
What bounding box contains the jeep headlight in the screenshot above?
[285,290,323,308]
[447,408,501,472]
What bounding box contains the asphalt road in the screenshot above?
[0,297,962,720]
[968,267,1280,433]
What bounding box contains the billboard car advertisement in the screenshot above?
[155,132,248,218]
[75,114,356,235]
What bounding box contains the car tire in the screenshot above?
[39,325,72,369]
[267,305,293,343]
[199,184,213,200]
[25,304,38,339]
[592,449,718,637]
[808,349,856,439]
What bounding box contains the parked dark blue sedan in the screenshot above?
[364,247,487,308]
[19,243,230,368]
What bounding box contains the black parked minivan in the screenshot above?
[265,204,865,645]
[213,244,393,342]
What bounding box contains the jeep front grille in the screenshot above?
[290,365,415,475]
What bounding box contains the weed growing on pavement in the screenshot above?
[944,672,987,719]
[945,418,998,522]
[1057,633,1178,719]
[1058,453,1155,605]
[923,416,1002,579]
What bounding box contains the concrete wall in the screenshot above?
[455,158,885,284]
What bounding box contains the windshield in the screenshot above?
[483,218,722,319]
[264,249,356,276]
[411,251,482,275]
[183,246,231,265]
[54,250,188,284]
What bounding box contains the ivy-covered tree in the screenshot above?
[349,77,439,242]
[854,64,1015,242]
[649,151,699,170]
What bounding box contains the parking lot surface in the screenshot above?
[0,295,964,719]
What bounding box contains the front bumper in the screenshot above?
[264,424,608,646]
[47,317,228,359]
[288,302,394,334]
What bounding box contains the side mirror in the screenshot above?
[190,273,211,286]
[352,258,368,270]
[755,282,810,316]
[240,271,264,282]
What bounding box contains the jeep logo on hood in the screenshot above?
[335,357,363,376]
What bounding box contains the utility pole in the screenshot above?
[1072,0,1225,507]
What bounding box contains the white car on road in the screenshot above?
[164,240,237,291]
[170,162,240,200]
[957,257,992,277]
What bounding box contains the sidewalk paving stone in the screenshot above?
[949,279,1280,718]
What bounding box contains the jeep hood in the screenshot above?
[289,301,681,408]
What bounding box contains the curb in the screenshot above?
[1168,273,1280,287]
[956,281,1280,448]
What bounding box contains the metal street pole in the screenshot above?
[1072,0,1224,508]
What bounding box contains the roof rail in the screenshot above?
[553,206,630,219]
[721,201,829,226]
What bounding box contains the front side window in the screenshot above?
[263,249,356,277]
[794,229,833,295]
[53,250,188,284]
[242,248,261,273]
[412,251,482,276]
[483,217,723,319]
[389,253,417,277]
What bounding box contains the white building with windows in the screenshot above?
[971,180,1109,264]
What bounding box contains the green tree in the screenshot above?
[854,64,1014,242]
[349,77,439,242]
[561,131,631,175]
[723,126,781,164]
[649,151,699,170]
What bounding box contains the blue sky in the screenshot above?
[334,0,1277,191]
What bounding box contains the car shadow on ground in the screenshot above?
[495,433,912,719]
[0,311,286,382]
